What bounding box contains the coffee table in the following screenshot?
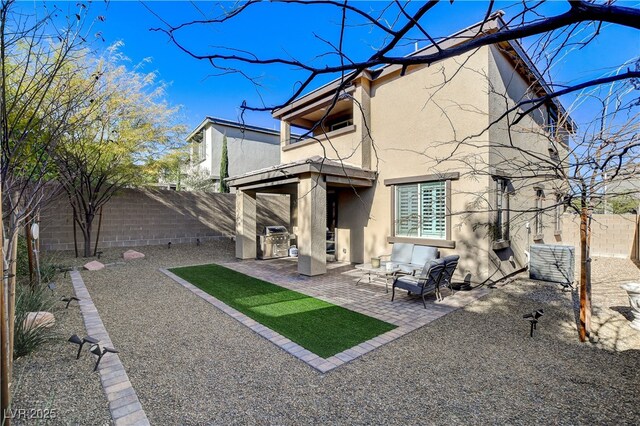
[355,263,401,293]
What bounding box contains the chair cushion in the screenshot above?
[393,276,422,294]
[410,246,438,266]
[390,243,413,264]
[418,258,445,278]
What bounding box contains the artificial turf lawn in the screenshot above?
[169,263,397,358]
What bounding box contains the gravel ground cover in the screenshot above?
[10,270,112,425]
[64,240,640,425]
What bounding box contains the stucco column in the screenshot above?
[280,120,291,148]
[297,173,327,276]
[235,189,257,259]
[354,80,372,169]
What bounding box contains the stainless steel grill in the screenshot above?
[257,226,290,259]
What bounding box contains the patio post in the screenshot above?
[235,189,257,259]
[298,172,327,276]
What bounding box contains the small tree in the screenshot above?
[54,43,183,257]
[219,135,230,193]
[0,0,98,421]
[143,147,190,190]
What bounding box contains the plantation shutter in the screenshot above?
[420,181,446,239]
[396,184,419,236]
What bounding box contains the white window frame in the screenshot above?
[548,104,558,137]
[494,177,510,242]
[535,189,544,237]
[330,118,353,132]
[554,194,563,235]
[394,181,447,240]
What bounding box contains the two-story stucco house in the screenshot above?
[186,117,282,191]
[227,13,573,284]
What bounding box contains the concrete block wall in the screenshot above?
[40,188,289,251]
[561,213,638,259]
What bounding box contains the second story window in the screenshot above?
[548,104,558,137]
[329,118,353,132]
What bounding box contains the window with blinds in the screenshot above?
[395,181,446,239]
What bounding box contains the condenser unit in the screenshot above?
[529,244,575,286]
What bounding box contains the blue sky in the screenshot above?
[16,1,640,133]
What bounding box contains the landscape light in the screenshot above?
[68,335,99,359]
[523,309,544,337]
[61,296,80,309]
[168,242,172,249]
[90,344,119,371]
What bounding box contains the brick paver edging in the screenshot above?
[70,271,150,425]
[161,268,419,373]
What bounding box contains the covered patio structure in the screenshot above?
[227,156,376,276]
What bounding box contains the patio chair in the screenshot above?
[439,255,460,295]
[391,258,446,308]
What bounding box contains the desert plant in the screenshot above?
[13,284,57,359]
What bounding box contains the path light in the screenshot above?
[523,309,544,337]
[58,266,73,278]
[168,242,172,249]
[96,251,103,259]
[47,282,56,292]
[90,344,119,371]
[196,238,200,246]
[61,296,80,309]
[68,335,99,359]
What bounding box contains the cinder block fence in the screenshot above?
[39,189,289,251]
[561,213,639,259]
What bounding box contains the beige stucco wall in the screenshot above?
[362,48,493,283]
[279,45,569,284]
[486,46,569,281]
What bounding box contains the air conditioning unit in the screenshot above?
[529,244,575,286]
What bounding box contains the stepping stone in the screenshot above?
[84,260,105,271]
[23,311,55,330]
[122,250,145,261]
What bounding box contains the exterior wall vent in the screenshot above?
[529,244,575,286]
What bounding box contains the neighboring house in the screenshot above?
[227,12,574,283]
[186,117,282,191]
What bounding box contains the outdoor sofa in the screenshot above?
[380,242,439,275]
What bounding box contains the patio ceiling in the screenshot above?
[226,155,377,193]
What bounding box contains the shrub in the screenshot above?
[16,235,30,280]
[13,284,57,359]
[16,235,61,286]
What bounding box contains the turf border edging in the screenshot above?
[159,267,404,373]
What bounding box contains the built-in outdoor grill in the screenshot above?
[257,226,291,259]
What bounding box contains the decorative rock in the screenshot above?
[23,311,55,331]
[122,250,145,261]
[84,260,105,271]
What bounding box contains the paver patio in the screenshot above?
[162,259,489,372]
